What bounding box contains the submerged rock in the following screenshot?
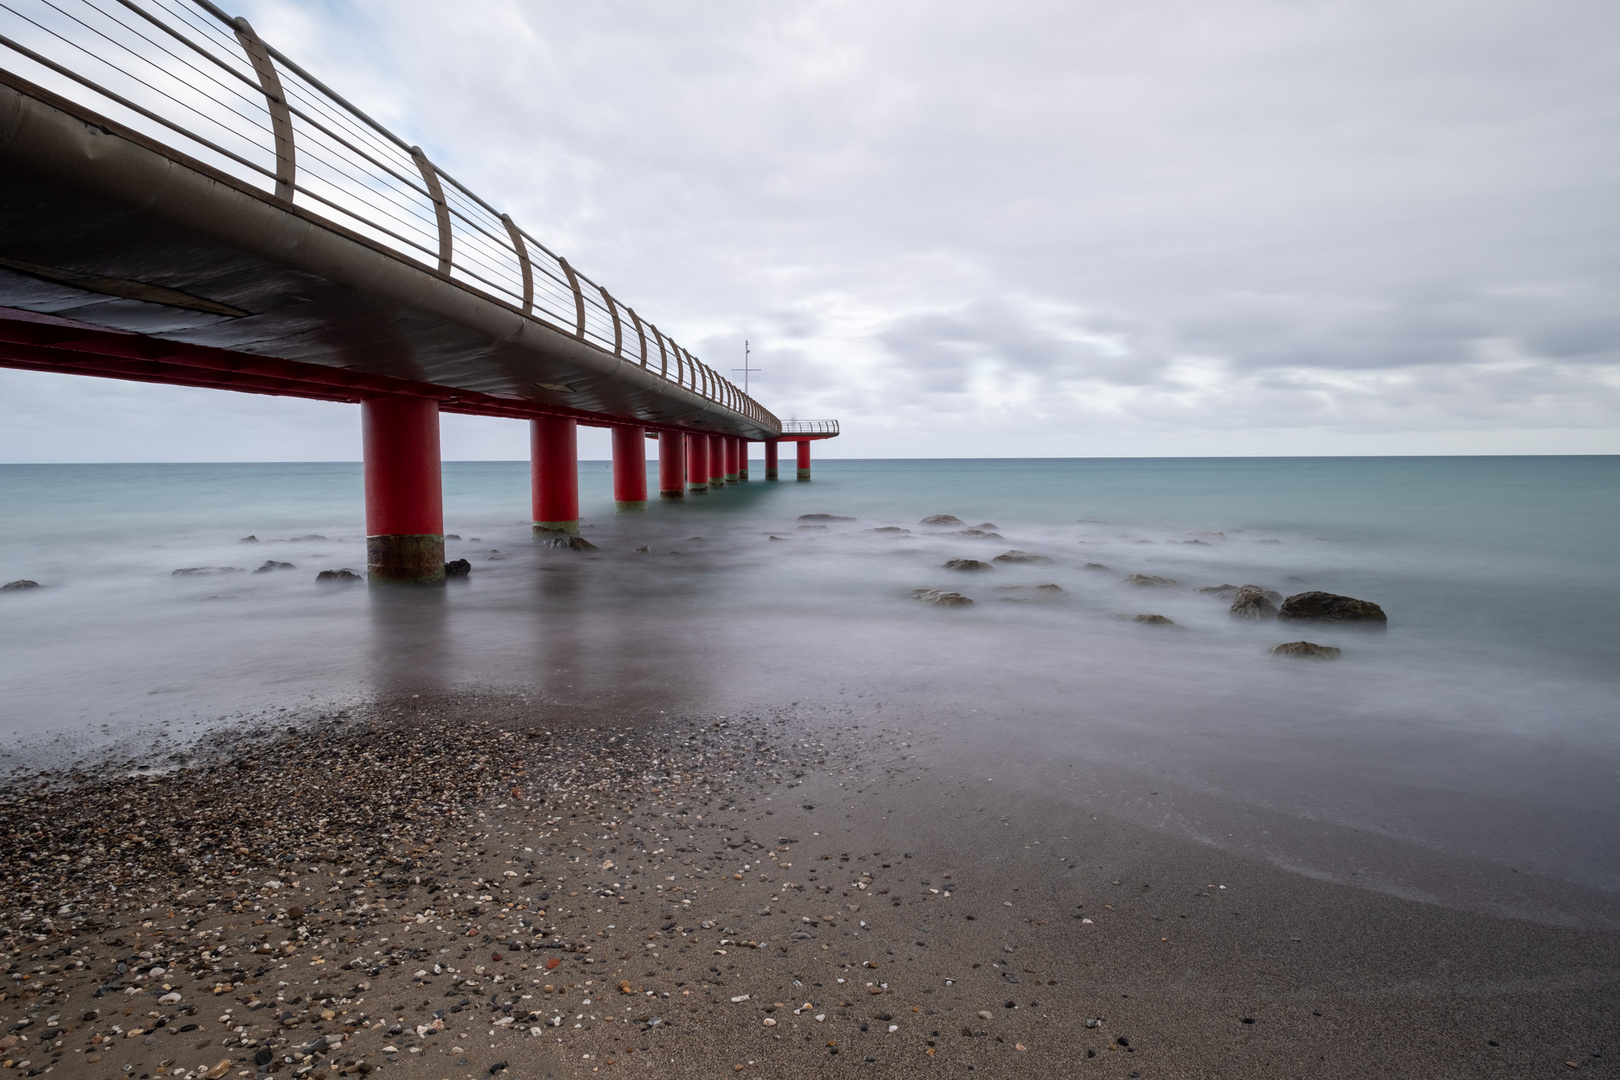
[944,558,992,571]
[799,513,855,521]
[1196,584,1241,597]
[172,566,243,577]
[2,579,41,590]
[633,546,653,554]
[974,522,999,531]
[444,558,472,578]
[867,526,911,534]
[1279,591,1387,624]
[1271,640,1342,659]
[253,560,296,573]
[992,550,1053,564]
[238,535,258,543]
[911,588,973,607]
[1229,585,1279,620]
[996,584,1064,603]
[1131,614,1177,625]
[1083,562,1112,571]
[316,569,362,584]
[536,534,598,552]
[767,536,787,542]
[796,523,828,531]
[444,533,461,541]
[1125,573,1178,587]
[953,528,1003,538]
[920,515,965,526]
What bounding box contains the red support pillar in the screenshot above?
[685,432,709,494]
[612,425,648,511]
[724,436,740,482]
[765,440,779,481]
[362,396,445,584]
[708,433,727,488]
[737,438,750,481]
[531,416,579,533]
[797,439,812,481]
[362,395,443,582]
[659,431,686,499]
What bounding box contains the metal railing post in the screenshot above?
[627,308,648,367]
[231,18,295,201]
[499,213,534,314]
[598,286,623,356]
[648,324,668,378]
[558,257,587,340]
[409,146,452,274]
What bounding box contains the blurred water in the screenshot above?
[1,456,1617,913]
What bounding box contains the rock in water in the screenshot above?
[2,579,41,590]
[799,513,855,521]
[1278,591,1387,624]
[1083,562,1112,571]
[1195,584,1241,597]
[1125,573,1178,587]
[911,589,973,607]
[1131,614,1176,625]
[867,526,910,534]
[444,558,472,578]
[992,550,1053,564]
[172,566,243,576]
[920,514,965,526]
[1229,585,1278,619]
[238,535,259,543]
[1271,640,1342,659]
[943,558,992,571]
[253,560,296,573]
[316,569,363,584]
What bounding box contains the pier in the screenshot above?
[0,0,837,581]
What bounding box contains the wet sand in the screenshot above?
[2,692,1617,1080]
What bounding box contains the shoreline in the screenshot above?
[2,692,1617,1079]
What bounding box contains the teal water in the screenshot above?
[1,457,1617,917]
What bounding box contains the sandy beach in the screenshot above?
[3,691,1616,1080]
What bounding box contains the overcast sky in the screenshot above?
[4,0,1619,460]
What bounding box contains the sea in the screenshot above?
[2,456,1617,925]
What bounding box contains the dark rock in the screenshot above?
[1182,539,1210,546]
[316,569,363,584]
[172,566,243,577]
[535,532,598,551]
[991,550,1053,564]
[911,589,973,608]
[445,534,461,541]
[974,523,999,531]
[1229,585,1278,620]
[767,536,787,542]
[953,528,1003,538]
[867,526,910,534]
[444,559,472,578]
[1271,641,1342,660]
[1278,591,1387,624]
[943,559,992,571]
[238,535,259,543]
[1130,614,1176,625]
[796,523,828,531]
[799,513,854,521]
[1083,562,1112,571]
[920,515,965,526]
[633,546,653,554]
[1195,584,1240,597]
[2,579,41,590]
[569,536,598,552]
[289,534,329,542]
[253,560,296,574]
[1124,573,1177,587]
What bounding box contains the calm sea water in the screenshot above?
[2,457,1617,919]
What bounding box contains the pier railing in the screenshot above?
[780,419,839,435]
[0,0,777,430]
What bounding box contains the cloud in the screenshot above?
[4,0,1619,458]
